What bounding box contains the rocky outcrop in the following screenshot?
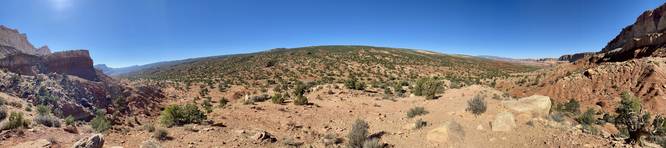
[44,50,98,81]
[559,52,596,62]
[72,134,104,148]
[0,26,96,81]
[0,25,49,58]
[426,121,465,143]
[0,50,98,81]
[491,112,516,132]
[595,3,666,63]
[502,95,551,118]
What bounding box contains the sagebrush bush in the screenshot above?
[3,112,28,130]
[347,119,369,148]
[414,119,427,129]
[159,104,207,127]
[143,123,156,132]
[34,115,61,127]
[466,95,487,116]
[362,138,382,148]
[153,128,169,141]
[293,95,309,106]
[407,107,428,118]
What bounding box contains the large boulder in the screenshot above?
[502,95,551,118]
[71,134,104,148]
[426,121,465,143]
[492,112,516,132]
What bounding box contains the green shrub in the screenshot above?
[414,77,443,100]
[557,99,580,114]
[345,77,366,90]
[35,105,50,116]
[271,93,285,104]
[218,97,228,107]
[407,106,428,118]
[153,128,169,141]
[347,119,369,148]
[64,115,75,126]
[91,113,111,133]
[466,95,487,116]
[159,104,207,127]
[3,112,28,130]
[576,108,597,125]
[293,95,309,106]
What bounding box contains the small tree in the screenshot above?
[615,92,650,144]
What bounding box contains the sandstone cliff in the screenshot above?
[0,25,50,58]
[0,26,97,81]
[558,52,596,62]
[596,3,666,63]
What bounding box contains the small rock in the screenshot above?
[476,125,484,130]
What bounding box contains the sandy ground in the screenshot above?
[1,85,612,148]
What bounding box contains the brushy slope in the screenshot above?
[125,45,537,86]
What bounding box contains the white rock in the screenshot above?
[492,112,516,132]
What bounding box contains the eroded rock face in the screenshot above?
[597,3,666,62]
[0,26,96,81]
[559,52,596,62]
[44,50,98,81]
[0,25,51,58]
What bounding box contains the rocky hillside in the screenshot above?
[498,3,666,114]
[124,46,537,87]
[0,26,165,122]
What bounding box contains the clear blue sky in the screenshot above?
[1,0,664,67]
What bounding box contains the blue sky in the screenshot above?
[0,0,664,67]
